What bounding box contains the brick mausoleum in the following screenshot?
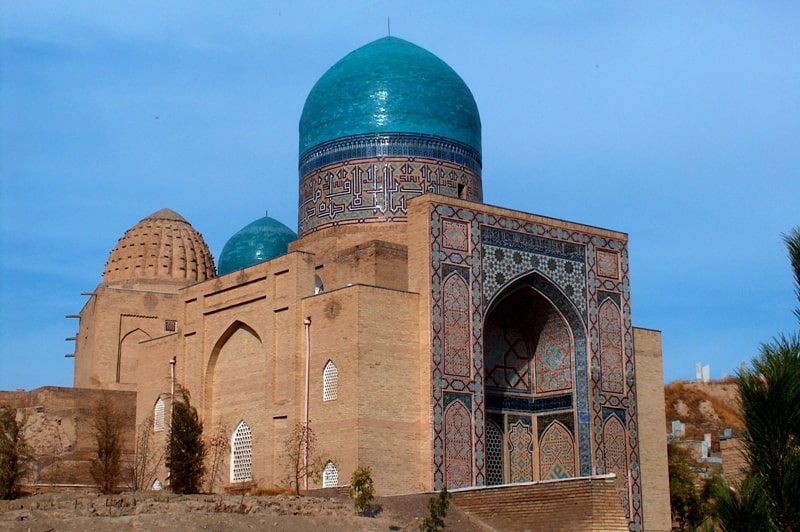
[4,37,671,531]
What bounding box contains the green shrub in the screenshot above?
[349,465,375,516]
[420,487,451,532]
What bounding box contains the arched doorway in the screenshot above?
[483,279,579,484]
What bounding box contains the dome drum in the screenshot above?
[298,152,481,236]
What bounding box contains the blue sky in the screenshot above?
[1,2,798,390]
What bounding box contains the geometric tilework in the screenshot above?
[444,400,472,489]
[535,313,573,393]
[596,249,620,279]
[482,244,586,316]
[599,300,624,394]
[442,219,470,252]
[602,414,629,517]
[443,273,471,377]
[484,307,530,392]
[231,420,254,483]
[539,421,576,480]
[508,419,534,483]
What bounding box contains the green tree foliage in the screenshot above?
[166,389,206,494]
[714,475,774,532]
[90,397,124,493]
[0,405,33,500]
[667,442,719,530]
[420,487,451,532]
[349,465,375,516]
[785,227,800,322]
[717,227,800,531]
[735,335,800,531]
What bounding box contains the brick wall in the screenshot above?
[0,387,136,489]
[450,475,629,531]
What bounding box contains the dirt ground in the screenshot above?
[0,490,493,531]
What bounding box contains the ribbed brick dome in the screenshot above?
[103,208,216,285]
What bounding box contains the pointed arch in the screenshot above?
[539,420,576,479]
[323,360,338,401]
[153,397,166,432]
[117,327,151,383]
[483,271,591,477]
[599,298,624,393]
[231,420,253,483]
[443,400,472,489]
[206,321,264,432]
[322,461,338,488]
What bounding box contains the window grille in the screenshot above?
[322,461,338,488]
[153,398,165,432]
[323,360,338,401]
[231,420,253,483]
[164,320,177,332]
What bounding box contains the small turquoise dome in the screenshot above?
[299,36,481,156]
[217,216,297,275]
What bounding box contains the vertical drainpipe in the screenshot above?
[303,316,312,491]
[168,355,176,486]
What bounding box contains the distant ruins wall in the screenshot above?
[0,386,136,489]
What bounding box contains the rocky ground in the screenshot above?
[0,490,493,531]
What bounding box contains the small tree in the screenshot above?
[90,397,123,494]
[716,228,800,532]
[0,405,33,500]
[283,422,319,495]
[166,389,206,494]
[127,415,163,491]
[349,466,375,516]
[206,421,230,493]
[420,487,451,532]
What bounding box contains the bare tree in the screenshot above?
[283,423,319,495]
[206,421,230,493]
[127,415,163,491]
[90,397,123,494]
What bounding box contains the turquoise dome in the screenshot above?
[299,36,481,156]
[217,216,297,275]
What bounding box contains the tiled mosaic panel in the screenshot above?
[484,307,531,392]
[298,156,481,236]
[596,249,620,279]
[535,312,573,393]
[599,300,624,394]
[443,272,471,377]
[442,219,470,251]
[602,413,630,517]
[508,419,534,483]
[444,400,473,489]
[482,243,586,316]
[539,421,576,480]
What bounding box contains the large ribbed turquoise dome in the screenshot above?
[299,36,481,156]
[217,216,297,275]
